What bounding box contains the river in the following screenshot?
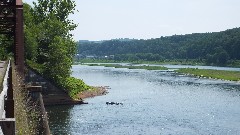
[46,65,240,135]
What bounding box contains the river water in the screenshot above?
[46,65,240,135]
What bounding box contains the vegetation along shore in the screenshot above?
[86,63,168,70]
[77,86,109,100]
[85,63,240,82]
[176,68,240,81]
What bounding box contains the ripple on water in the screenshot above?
[47,65,240,135]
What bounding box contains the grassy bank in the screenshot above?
[176,68,240,81]
[13,64,41,134]
[87,64,168,70]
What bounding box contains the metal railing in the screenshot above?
[0,60,15,135]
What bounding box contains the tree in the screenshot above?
[24,0,77,85]
[45,36,76,85]
[215,50,229,66]
[77,27,240,66]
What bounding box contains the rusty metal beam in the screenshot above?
[16,0,22,6]
[15,0,24,74]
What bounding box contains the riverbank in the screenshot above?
[176,68,240,81]
[77,86,109,100]
[13,63,41,134]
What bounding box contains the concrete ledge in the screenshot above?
[0,118,15,135]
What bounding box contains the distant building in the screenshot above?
[86,55,95,59]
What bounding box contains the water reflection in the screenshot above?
[46,105,74,135]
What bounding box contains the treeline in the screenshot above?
[77,27,240,66]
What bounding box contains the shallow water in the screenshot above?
[46,65,240,135]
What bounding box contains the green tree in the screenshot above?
[0,35,13,60]
[24,3,39,61]
[215,50,229,66]
[45,36,76,85]
[24,0,77,85]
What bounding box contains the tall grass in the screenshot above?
[13,64,42,134]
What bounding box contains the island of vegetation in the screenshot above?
[86,63,168,70]
[86,63,240,82]
[176,68,240,81]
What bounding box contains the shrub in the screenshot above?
[64,77,91,99]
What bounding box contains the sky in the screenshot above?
[24,0,240,41]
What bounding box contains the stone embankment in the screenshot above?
[25,68,109,105]
[25,68,84,105]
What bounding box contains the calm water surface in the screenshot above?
[46,65,240,135]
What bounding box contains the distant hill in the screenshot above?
[77,27,240,66]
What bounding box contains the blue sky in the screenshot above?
[24,0,240,41]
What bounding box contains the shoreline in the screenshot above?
[77,86,109,100]
[43,86,109,106]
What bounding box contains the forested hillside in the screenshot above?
[77,27,240,66]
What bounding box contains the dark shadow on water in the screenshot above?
[45,105,74,135]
